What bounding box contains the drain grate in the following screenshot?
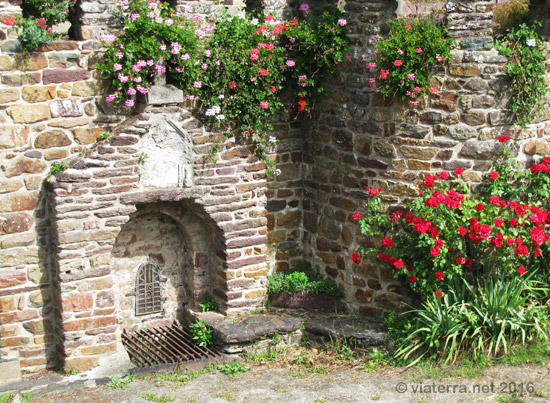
[122,322,220,366]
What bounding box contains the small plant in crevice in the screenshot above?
[199,296,218,312]
[137,152,149,165]
[46,161,69,178]
[189,319,213,347]
[495,21,549,126]
[99,131,110,140]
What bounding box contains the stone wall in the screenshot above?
[0,0,302,374]
[302,0,550,317]
[1,0,549,377]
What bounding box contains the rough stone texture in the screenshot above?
[7,104,50,123]
[0,0,549,379]
[304,317,386,348]
[198,312,302,344]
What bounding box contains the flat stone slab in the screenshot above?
[199,313,302,344]
[304,318,386,347]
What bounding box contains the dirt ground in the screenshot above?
[4,359,550,403]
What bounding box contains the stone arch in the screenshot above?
[110,200,226,330]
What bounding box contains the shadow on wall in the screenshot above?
[36,182,65,370]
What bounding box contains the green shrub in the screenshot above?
[190,319,213,347]
[267,268,342,298]
[388,274,550,366]
[199,296,218,312]
[495,21,549,126]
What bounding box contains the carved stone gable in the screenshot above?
[140,118,194,188]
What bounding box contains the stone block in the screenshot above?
[73,127,105,144]
[0,270,26,288]
[65,356,99,372]
[0,179,23,194]
[400,146,439,160]
[0,358,21,381]
[448,124,478,140]
[7,104,50,123]
[2,72,41,86]
[0,88,19,103]
[62,293,94,312]
[0,192,39,212]
[0,55,14,71]
[3,157,47,178]
[34,130,72,148]
[147,85,184,105]
[0,126,29,149]
[15,53,48,71]
[49,98,83,118]
[448,64,481,77]
[1,232,35,248]
[22,85,56,103]
[0,212,33,234]
[525,140,550,155]
[72,81,102,96]
[43,69,90,84]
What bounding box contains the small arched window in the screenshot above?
[135,262,162,316]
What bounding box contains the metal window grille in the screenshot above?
[135,262,161,316]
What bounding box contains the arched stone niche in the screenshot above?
[110,201,225,331]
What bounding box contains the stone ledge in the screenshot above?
[304,317,386,348]
[195,312,302,345]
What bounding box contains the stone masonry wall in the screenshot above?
[0,0,302,374]
[302,0,550,317]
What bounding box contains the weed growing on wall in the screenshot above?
[495,21,549,126]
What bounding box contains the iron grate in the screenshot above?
[122,322,220,366]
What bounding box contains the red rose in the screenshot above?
[430,247,440,257]
[435,271,444,281]
[534,249,541,257]
[489,171,499,180]
[228,81,237,89]
[352,212,361,220]
[434,239,444,248]
[475,203,485,212]
[390,211,402,222]
[382,236,395,248]
[498,136,511,142]
[509,217,518,227]
[393,259,404,269]
[408,275,416,283]
[434,290,443,299]
[439,171,449,179]
[4,16,15,26]
[458,226,467,236]
[351,252,362,265]
[517,266,526,275]
[454,168,464,175]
